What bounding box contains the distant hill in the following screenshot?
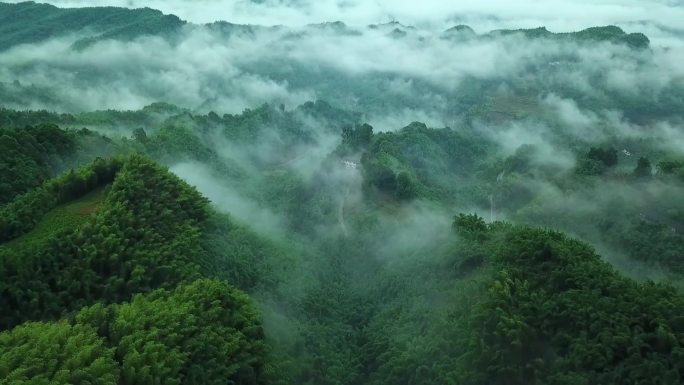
[487,25,650,48]
[440,24,649,48]
[0,1,185,51]
[0,2,651,52]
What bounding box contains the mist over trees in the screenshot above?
[2,1,684,385]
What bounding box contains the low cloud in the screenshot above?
[2,20,681,124]
[11,0,684,41]
[171,161,289,236]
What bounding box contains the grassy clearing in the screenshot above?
[0,186,109,254]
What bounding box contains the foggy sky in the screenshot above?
[1,23,681,116]
[5,0,684,39]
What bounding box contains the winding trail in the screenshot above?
[490,170,504,222]
[339,186,350,238]
[489,194,495,223]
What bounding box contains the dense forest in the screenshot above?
[2,1,684,384]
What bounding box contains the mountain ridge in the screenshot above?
[0,1,650,51]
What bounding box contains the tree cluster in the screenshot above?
[1,279,268,385]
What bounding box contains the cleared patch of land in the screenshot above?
[0,186,109,254]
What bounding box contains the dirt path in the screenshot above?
[339,186,350,238]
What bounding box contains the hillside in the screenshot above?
[1,101,684,383]
[0,1,184,51]
[1,1,684,384]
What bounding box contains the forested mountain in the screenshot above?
[0,1,184,51]
[1,1,684,384]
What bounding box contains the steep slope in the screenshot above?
[0,1,185,51]
[1,106,684,384]
[0,154,208,329]
[454,216,684,385]
[0,123,117,205]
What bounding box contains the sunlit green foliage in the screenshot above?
[77,279,268,385]
[0,279,269,385]
[0,321,118,385]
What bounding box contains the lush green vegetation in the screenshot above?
[2,98,684,384]
[0,156,122,242]
[455,218,684,385]
[1,279,268,385]
[0,124,76,204]
[1,3,684,383]
[0,155,208,329]
[199,212,298,293]
[0,186,108,254]
[361,121,490,202]
[0,1,184,51]
[0,320,119,384]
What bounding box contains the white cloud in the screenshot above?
[9,0,684,39]
[0,0,682,142]
[543,94,597,130]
